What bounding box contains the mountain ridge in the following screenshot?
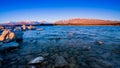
[54,18,120,25]
[0,18,120,26]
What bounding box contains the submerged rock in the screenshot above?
[0,42,19,51]
[28,56,44,65]
[55,56,68,68]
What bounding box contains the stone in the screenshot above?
[0,42,19,51]
[55,55,68,67]
[28,56,44,65]
[0,29,9,41]
[21,25,27,30]
[97,40,103,45]
[27,25,35,30]
[0,29,15,42]
[83,46,91,51]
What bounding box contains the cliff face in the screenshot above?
[55,18,120,25]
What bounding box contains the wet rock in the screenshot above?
[27,25,35,30]
[83,46,91,51]
[28,56,44,65]
[0,29,15,43]
[55,55,68,68]
[21,25,27,30]
[97,40,103,45]
[0,42,19,51]
[0,29,9,41]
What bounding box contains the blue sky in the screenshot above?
[0,0,120,23]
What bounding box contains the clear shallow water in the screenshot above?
[2,26,120,68]
[21,26,120,53]
[33,26,120,43]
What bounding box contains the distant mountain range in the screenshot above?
[0,18,120,26]
[55,18,120,25]
[0,21,52,26]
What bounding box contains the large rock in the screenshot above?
[27,25,35,30]
[21,25,27,30]
[55,56,68,68]
[0,42,19,51]
[28,56,44,65]
[0,29,15,43]
[0,30,9,41]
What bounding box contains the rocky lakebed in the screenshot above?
[0,25,120,68]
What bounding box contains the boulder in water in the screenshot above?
[28,56,44,65]
[96,40,103,45]
[0,29,15,43]
[21,25,27,30]
[27,25,35,30]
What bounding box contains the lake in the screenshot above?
[2,26,120,68]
